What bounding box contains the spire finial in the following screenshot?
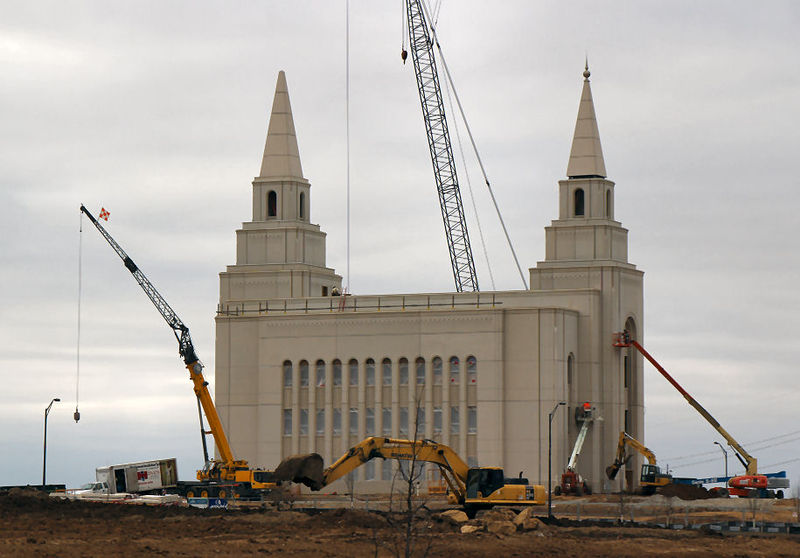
[583,56,590,79]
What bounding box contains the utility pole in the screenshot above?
[548,401,566,518]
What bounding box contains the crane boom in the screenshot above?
[613,330,757,475]
[406,0,478,292]
[79,204,235,465]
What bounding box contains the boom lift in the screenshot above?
[554,402,594,496]
[310,437,545,515]
[613,330,788,498]
[80,205,275,498]
[606,431,672,494]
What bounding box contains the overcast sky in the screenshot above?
[2,1,798,490]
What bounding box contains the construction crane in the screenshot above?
[80,205,275,498]
[404,0,478,292]
[613,330,788,498]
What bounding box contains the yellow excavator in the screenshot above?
[289,437,545,516]
[81,205,276,498]
[606,431,672,494]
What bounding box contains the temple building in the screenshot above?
[214,66,645,493]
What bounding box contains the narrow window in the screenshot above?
[415,357,425,385]
[316,360,326,387]
[432,357,443,385]
[283,409,292,436]
[333,359,342,386]
[382,358,392,386]
[624,355,630,389]
[468,406,477,434]
[366,359,375,386]
[316,409,325,435]
[299,360,309,387]
[366,408,375,434]
[567,354,574,386]
[322,286,328,296]
[415,406,425,435]
[467,356,477,384]
[574,188,585,216]
[349,359,358,386]
[399,358,409,385]
[349,408,359,435]
[365,460,375,480]
[299,192,305,219]
[333,408,342,435]
[299,409,308,435]
[283,361,293,388]
[450,407,459,434]
[449,356,459,384]
[605,189,611,218]
[268,190,277,217]
[382,407,392,436]
[399,407,409,437]
[433,407,442,435]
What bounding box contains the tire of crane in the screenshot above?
[186,490,195,498]
[583,482,592,495]
[218,489,227,499]
[553,486,561,496]
[201,490,209,498]
[777,490,784,499]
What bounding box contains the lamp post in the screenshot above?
[714,441,728,478]
[43,398,60,487]
[548,401,566,519]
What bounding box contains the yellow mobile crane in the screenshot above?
[312,437,545,516]
[80,205,275,498]
[606,431,673,494]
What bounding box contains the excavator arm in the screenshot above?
[606,431,657,480]
[80,204,236,467]
[613,330,757,475]
[321,437,470,502]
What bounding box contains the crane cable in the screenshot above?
[441,63,496,290]
[421,1,529,290]
[75,210,83,422]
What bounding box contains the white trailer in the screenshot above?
[95,458,178,494]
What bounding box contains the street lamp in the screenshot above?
[548,401,566,519]
[42,398,60,487]
[714,441,728,478]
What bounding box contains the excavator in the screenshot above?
[606,431,673,495]
[284,437,546,516]
[554,402,594,496]
[613,330,789,498]
[80,205,276,499]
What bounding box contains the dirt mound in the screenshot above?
[273,453,325,490]
[656,483,712,500]
[312,508,389,529]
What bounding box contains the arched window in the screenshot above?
[399,358,409,385]
[415,357,425,385]
[574,188,585,216]
[299,360,309,387]
[299,192,305,219]
[267,190,277,217]
[382,358,392,386]
[432,357,443,385]
[605,189,611,218]
[467,356,477,384]
[449,356,460,384]
[333,359,342,386]
[349,359,359,386]
[366,358,375,386]
[283,360,292,387]
[316,359,326,387]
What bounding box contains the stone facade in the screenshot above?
[214,68,645,494]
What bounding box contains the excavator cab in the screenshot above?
[466,468,505,499]
[640,464,661,484]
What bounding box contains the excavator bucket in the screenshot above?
[273,453,325,490]
[606,463,621,480]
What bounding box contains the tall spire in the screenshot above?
[259,70,304,180]
[566,61,607,179]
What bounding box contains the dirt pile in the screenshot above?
[273,453,325,490]
[657,483,713,500]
